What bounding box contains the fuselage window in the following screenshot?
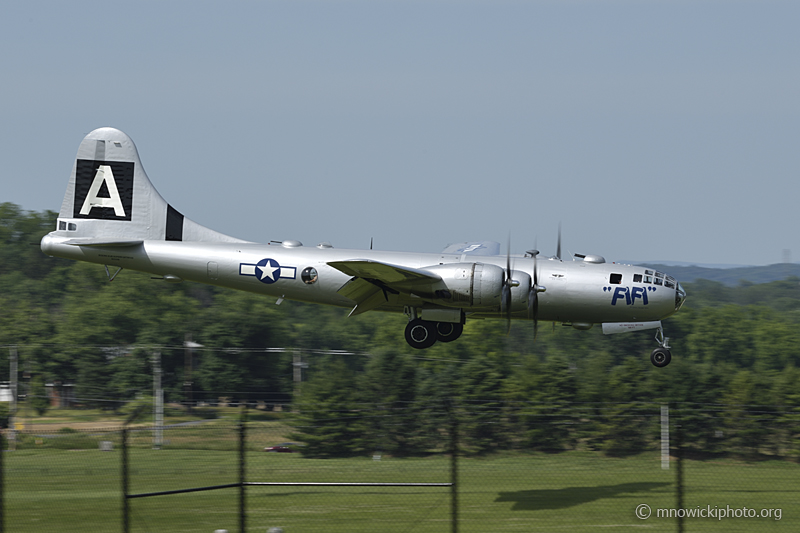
[610,273,622,284]
[301,267,318,285]
[633,274,643,283]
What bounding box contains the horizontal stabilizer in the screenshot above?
[602,321,662,335]
[63,239,143,247]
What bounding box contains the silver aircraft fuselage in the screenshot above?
[41,235,683,325]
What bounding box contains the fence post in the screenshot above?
[447,399,458,533]
[239,406,247,533]
[122,427,129,533]
[674,410,683,533]
[1,433,5,533]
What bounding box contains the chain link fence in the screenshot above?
[2,402,797,532]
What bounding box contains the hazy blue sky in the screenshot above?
[3,1,798,266]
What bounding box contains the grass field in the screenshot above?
[4,437,797,532]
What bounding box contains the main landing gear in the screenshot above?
[650,326,672,368]
[404,318,464,349]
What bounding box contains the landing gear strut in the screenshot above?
[650,326,672,367]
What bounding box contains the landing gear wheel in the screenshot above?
[405,319,437,349]
[436,322,463,343]
[650,347,672,368]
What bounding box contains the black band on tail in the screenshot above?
[166,205,184,241]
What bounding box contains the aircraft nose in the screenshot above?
[675,282,687,311]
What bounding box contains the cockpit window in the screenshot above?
[654,278,663,286]
[644,275,653,283]
[633,274,643,283]
[301,267,318,284]
[609,273,622,284]
[645,270,654,275]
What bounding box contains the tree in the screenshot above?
[771,365,800,458]
[503,353,579,451]
[358,347,421,455]
[458,350,512,454]
[289,357,368,457]
[598,357,651,456]
[721,370,774,457]
[29,375,49,416]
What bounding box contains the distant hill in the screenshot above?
[635,263,800,286]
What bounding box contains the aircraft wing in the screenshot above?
[328,260,443,316]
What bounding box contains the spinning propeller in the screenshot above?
[500,239,546,337]
[528,249,546,339]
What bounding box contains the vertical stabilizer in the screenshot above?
[53,127,245,243]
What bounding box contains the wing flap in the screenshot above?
[330,259,444,316]
[337,277,381,302]
[348,287,388,317]
[336,277,390,316]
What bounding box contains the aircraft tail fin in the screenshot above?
[53,127,245,243]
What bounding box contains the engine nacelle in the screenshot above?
[422,263,506,309]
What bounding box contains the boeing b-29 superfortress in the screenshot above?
[41,128,686,366]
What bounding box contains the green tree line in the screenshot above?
[2,203,800,458]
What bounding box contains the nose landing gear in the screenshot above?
[650,326,672,367]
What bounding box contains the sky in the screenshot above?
[2,1,799,266]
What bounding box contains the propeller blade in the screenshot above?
[527,251,545,340]
[556,223,562,260]
[504,239,512,333]
[506,239,512,279]
[531,253,539,338]
[502,284,512,334]
[528,286,537,319]
[528,252,537,320]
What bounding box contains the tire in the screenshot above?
[404,319,438,349]
[436,322,463,343]
[650,347,672,368]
